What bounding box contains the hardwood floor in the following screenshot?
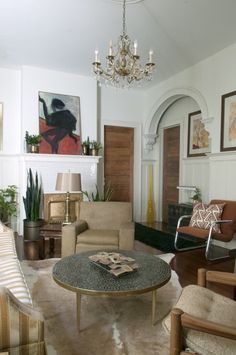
[17,234,236,299]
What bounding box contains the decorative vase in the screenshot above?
[146,165,155,224]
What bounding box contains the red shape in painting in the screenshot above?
[39,118,81,155]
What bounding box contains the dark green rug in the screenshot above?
[135,222,203,252]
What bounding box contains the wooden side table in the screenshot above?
[39,223,62,259]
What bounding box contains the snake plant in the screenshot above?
[23,168,42,221]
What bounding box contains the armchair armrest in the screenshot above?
[210,219,233,226]
[62,220,88,257]
[198,268,236,287]
[119,222,134,250]
[173,308,236,340]
[176,215,192,228]
[0,287,45,350]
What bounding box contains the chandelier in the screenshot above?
[92,0,155,88]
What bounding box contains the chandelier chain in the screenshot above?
[123,0,126,35]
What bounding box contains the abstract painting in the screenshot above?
[39,91,81,155]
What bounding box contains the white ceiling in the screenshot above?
[0,0,236,87]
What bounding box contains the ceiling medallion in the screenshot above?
[92,0,156,88]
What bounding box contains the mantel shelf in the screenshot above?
[0,153,102,163]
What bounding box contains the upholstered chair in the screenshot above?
[61,201,134,257]
[163,268,236,355]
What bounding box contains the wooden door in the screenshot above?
[104,126,134,202]
[162,126,180,223]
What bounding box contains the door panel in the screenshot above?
[104,126,134,202]
[162,126,180,223]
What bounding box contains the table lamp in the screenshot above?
[55,172,81,224]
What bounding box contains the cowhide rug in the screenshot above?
[21,253,181,355]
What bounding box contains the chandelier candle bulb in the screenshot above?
[109,41,113,56]
[149,50,153,63]
[95,50,99,63]
[134,41,138,55]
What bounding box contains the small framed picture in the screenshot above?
[187,110,210,157]
[221,90,236,151]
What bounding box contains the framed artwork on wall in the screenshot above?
[187,110,210,157]
[221,90,236,151]
[38,91,81,155]
[0,103,2,151]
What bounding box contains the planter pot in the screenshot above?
[23,219,44,241]
[82,146,89,155]
[27,144,40,153]
[90,148,98,156]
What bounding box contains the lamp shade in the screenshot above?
[56,173,81,192]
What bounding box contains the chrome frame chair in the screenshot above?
[174,199,236,261]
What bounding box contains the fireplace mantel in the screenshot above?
[0,153,102,233]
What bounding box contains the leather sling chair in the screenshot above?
[174,199,236,260]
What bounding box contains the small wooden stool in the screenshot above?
[39,223,62,259]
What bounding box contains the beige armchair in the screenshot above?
[61,201,134,257]
[163,268,236,355]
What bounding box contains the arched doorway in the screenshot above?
[144,87,209,222]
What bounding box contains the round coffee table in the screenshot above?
[53,250,171,330]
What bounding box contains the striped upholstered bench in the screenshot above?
[0,222,47,354]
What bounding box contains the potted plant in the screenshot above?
[191,187,202,204]
[25,131,42,153]
[81,136,90,155]
[23,168,43,241]
[82,183,113,201]
[89,140,102,156]
[0,185,17,226]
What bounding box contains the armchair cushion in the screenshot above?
[163,284,236,355]
[189,203,225,232]
[77,229,119,245]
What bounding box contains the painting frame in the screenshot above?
[220,90,236,152]
[187,110,210,157]
[38,91,82,155]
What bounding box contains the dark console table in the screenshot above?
[168,203,193,229]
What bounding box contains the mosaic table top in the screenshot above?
[53,250,171,296]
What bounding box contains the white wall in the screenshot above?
[0,67,21,155]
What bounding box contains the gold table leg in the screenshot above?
[76,292,81,332]
[152,290,156,326]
